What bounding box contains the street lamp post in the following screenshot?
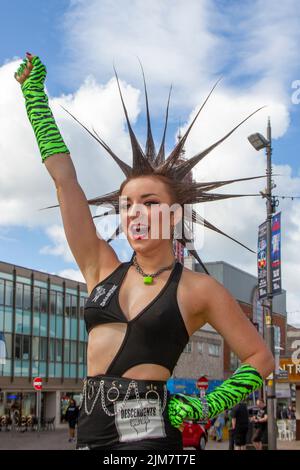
[248,118,277,450]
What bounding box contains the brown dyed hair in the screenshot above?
[54,61,266,273]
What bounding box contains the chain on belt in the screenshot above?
[79,378,168,417]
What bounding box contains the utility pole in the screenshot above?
[264,118,277,450]
[248,118,277,450]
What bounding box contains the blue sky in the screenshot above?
[1,0,300,323]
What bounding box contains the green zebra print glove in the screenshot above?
[168,363,263,429]
[15,55,70,163]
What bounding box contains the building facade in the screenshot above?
[194,260,287,379]
[0,260,88,426]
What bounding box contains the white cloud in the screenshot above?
[57,268,85,283]
[39,224,74,262]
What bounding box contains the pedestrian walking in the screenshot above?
[65,399,79,443]
[231,401,249,450]
[214,411,225,442]
[251,399,267,450]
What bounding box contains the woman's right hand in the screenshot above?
[14,53,47,90]
[14,53,34,85]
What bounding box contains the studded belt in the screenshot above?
[79,375,168,418]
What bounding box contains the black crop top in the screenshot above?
[83,259,190,376]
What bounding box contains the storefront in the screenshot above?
[277,358,300,439]
[0,390,39,417]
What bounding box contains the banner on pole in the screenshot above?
[257,212,282,300]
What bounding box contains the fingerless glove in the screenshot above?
[15,55,70,162]
[168,363,263,428]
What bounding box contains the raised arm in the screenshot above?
[15,53,120,292]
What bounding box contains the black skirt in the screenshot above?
[76,374,183,451]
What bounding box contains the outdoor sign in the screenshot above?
[257,212,282,300]
[33,377,43,391]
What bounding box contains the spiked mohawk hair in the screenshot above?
[43,63,266,274]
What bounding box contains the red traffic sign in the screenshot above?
[33,377,43,391]
[196,376,208,390]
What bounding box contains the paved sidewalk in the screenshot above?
[0,426,76,450]
[0,427,299,450]
[205,438,300,450]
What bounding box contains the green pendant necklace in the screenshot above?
[132,255,176,284]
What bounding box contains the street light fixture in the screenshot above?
[248,132,270,151]
[247,118,277,451]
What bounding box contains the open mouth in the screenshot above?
[129,223,149,240]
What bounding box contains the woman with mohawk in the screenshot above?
[15,53,274,450]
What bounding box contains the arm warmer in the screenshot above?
[15,55,70,163]
[168,363,263,428]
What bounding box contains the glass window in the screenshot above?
[79,364,85,379]
[33,287,40,312]
[79,319,85,341]
[71,318,77,340]
[64,316,70,340]
[32,361,38,376]
[55,362,62,377]
[39,361,46,377]
[15,359,22,376]
[3,333,12,359]
[64,363,70,378]
[0,307,4,330]
[15,310,23,334]
[50,315,56,337]
[208,343,220,356]
[79,343,84,362]
[39,337,47,361]
[23,285,31,311]
[4,309,13,332]
[56,339,62,361]
[22,360,29,377]
[23,311,31,335]
[49,339,55,361]
[23,336,30,360]
[15,335,31,360]
[230,351,241,371]
[49,362,55,377]
[65,294,71,317]
[50,290,56,315]
[16,283,23,309]
[40,313,48,337]
[197,342,203,354]
[33,311,40,336]
[71,295,77,318]
[0,279,4,305]
[80,297,86,318]
[5,281,13,307]
[183,342,192,353]
[57,292,63,315]
[2,359,11,377]
[40,288,48,313]
[32,337,39,361]
[56,316,63,338]
[64,340,70,362]
[70,341,77,363]
[70,364,77,378]
[15,334,22,359]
